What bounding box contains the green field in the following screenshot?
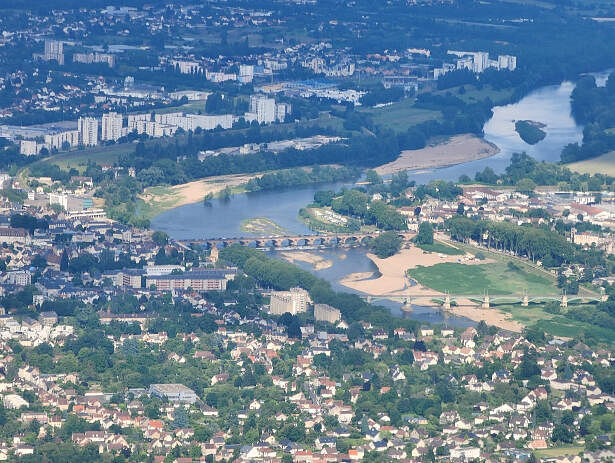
[409,261,557,295]
[361,99,442,133]
[416,241,464,255]
[32,143,135,172]
[534,446,584,458]
[567,150,615,176]
[500,305,615,343]
[434,84,514,105]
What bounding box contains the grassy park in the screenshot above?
[360,99,441,132]
[409,260,557,295]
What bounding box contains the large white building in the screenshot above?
[314,303,341,324]
[78,117,99,146]
[250,95,276,124]
[44,130,79,151]
[101,112,124,141]
[269,287,311,315]
[44,39,64,64]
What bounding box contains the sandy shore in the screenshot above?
[139,173,258,218]
[338,244,520,331]
[446,305,523,332]
[279,251,334,271]
[339,245,482,297]
[375,134,500,175]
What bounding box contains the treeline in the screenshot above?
[446,215,606,269]
[219,245,418,332]
[396,98,494,152]
[561,73,615,163]
[245,166,360,192]
[359,85,405,107]
[312,188,407,231]
[129,132,400,189]
[472,152,612,191]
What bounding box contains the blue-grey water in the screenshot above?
[152,74,611,325]
[268,247,476,328]
[153,77,602,238]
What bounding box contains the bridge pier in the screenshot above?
[482,295,490,309]
[522,295,529,307]
[561,294,568,308]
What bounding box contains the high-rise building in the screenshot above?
[472,52,490,73]
[78,117,99,146]
[314,303,341,323]
[269,287,310,315]
[44,39,64,65]
[250,95,276,124]
[101,112,124,141]
[498,55,517,72]
[239,65,254,83]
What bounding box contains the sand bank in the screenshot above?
[139,173,257,219]
[339,246,482,297]
[279,251,334,271]
[375,134,499,175]
[445,305,523,332]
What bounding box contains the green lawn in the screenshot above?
[499,305,615,344]
[408,261,557,296]
[361,98,442,133]
[417,241,464,255]
[434,84,514,106]
[534,446,584,458]
[32,143,135,172]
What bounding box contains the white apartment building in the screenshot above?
[44,130,79,151]
[269,287,311,315]
[239,65,254,83]
[44,39,64,64]
[314,303,341,323]
[250,95,277,124]
[20,140,42,156]
[78,117,99,146]
[101,112,124,141]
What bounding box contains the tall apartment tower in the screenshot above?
[101,112,123,141]
[44,39,64,65]
[250,95,276,124]
[78,117,99,146]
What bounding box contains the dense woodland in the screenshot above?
[561,72,615,162]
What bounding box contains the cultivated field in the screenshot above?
[567,150,615,176]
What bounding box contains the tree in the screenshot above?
[365,169,383,185]
[516,178,537,194]
[60,249,69,272]
[152,231,169,246]
[416,222,434,245]
[372,231,402,258]
[551,424,574,443]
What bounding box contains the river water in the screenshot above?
[152,73,610,326]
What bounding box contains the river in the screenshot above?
[151,73,609,326]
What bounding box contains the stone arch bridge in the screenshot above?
[183,232,416,250]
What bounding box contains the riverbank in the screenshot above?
[446,305,523,332]
[374,134,500,175]
[139,173,258,221]
[339,244,485,297]
[279,251,334,270]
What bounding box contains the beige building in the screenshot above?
[314,303,341,324]
[269,287,311,315]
